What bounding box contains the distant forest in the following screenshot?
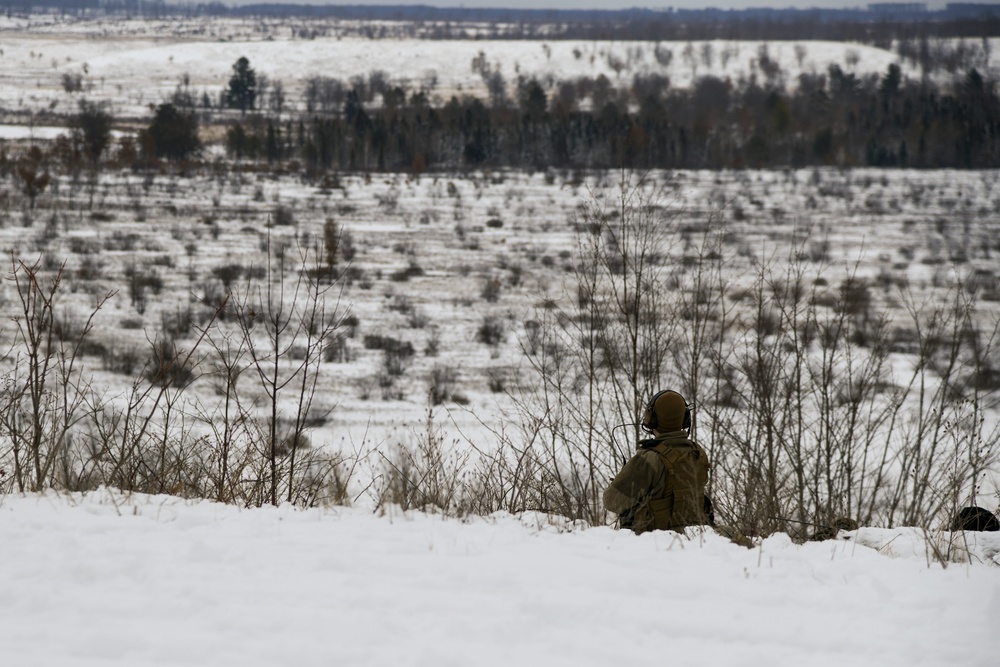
[11,2,1000,171]
[4,2,1000,42]
[213,61,999,172]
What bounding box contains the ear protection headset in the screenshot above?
[640,390,692,433]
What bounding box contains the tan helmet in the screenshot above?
[641,390,691,433]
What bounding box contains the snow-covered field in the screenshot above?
[2,53,999,516]
[1,488,998,667]
[1,167,996,448]
[2,14,991,118]
[1,15,1000,664]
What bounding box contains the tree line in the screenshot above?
[219,63,999,172]
[9,1,1000,43]
[24,55,999,174]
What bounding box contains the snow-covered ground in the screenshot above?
[0,123,67,140]
[0,167,994,453]
[2,14,992,119]
[1,23,1000,657]
[0,166,997,515]
[1,489,998,667]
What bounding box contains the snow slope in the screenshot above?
[1,490,998,666]
[4,15,990,118]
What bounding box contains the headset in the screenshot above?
[640,389,692,433]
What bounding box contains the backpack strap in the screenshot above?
[648,440,700,472]
[642,440,706,531]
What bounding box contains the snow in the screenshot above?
[1,18,999,662]
[3,16,995,118]
[0,124,125,140]
[0,123,67,140]
[1,489,998,666]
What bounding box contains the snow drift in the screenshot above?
[1,489,997,666]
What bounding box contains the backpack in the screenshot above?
[950,506,1000,532]
[632,438,710,533]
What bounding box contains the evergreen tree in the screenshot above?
[140,103,201,161]
[72,99,113,165]
[225,56,257,114]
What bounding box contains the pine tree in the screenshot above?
[225,57,257,114]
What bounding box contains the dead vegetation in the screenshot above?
[0,165,997,536]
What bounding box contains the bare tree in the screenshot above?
[0,259,114,492]
[231,234,349,506]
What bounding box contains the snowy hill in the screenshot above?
[1,490,998,666]
[2,14,994,119]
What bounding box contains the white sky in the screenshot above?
[219,1,954,10]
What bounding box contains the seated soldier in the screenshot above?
[603,390,711,534]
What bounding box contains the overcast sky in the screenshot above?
[222,1,953,10]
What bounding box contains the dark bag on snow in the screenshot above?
[949,506,1000,532]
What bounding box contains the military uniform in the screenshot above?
[603,430,711,534]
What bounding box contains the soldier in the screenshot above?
[603,390,711,534]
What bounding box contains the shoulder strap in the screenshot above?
[649,441,692,470]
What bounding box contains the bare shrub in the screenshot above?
[0,260,113,492]
[145,338,196,389]
[212,263,245,290]
[371,409,472,513]
[486,366,510,393]
[16,147,51,210]
[476,315,506,347]
[101,342,143,375]
[323,333,352,363]
[428,365,467,405]
[323,218,340,272]
[124,263,164,315]
[160,304,194,338]
[61,72,84,93]
[364,334,415,356]
[75,255,104,281]
[496,177,692,524]
[480,275,503,302]
[104,231,139,252]
[272,204,295,226]
[229,235,350,506]
[390,262,424,282]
